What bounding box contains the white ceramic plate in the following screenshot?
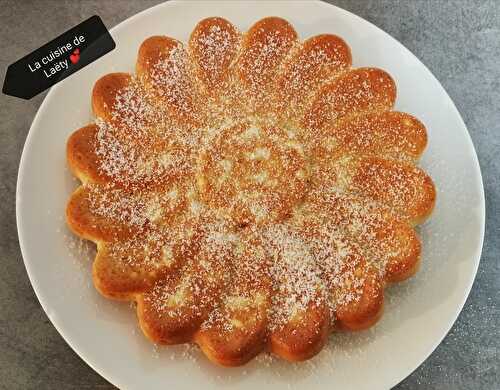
[16,1,485,389]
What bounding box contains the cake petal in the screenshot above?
[137,36,202,126]
[305,190,422,284]
[67,124,109,184]
[269,301,331,362]
[304,67,396,130]
[260,223,330,361]
[236,17,298,117]
[91,71,199,189]
[136,219,235,344]
[351,157,435,224]
[315,156,436,224]
[310,111,428,162]
[66,185,147,242]
[276,34,352,123]
[335,267,384,331]
[92,72,161,133]
[237,17,298,91]
[137,262,225,344]
[92,229,194,300]
[292,211,383,329]
[91,119,195,189]
[195,293,270,366]
[195,229,271,366]
[92,72,133,124]
[189,17,241,93]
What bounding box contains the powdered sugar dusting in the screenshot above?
[66,16,435,368]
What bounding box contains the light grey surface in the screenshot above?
[0,0,498,389]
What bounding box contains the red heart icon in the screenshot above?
[70,49,80,64]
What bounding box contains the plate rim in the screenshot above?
[16,1,486,389]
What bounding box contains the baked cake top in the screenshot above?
[66,16,435,366]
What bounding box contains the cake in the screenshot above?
[66,16,436,366]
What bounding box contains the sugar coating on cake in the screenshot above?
[66,16,436,366]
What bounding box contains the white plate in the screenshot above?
[16,1,485,389]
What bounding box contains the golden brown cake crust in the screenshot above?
[66,16,436,367]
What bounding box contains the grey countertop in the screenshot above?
[0,1,498,389]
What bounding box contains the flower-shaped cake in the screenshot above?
[66,17,436,366]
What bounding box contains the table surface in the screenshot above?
[1,1,498,389]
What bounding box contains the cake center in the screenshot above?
[197,122,308,225]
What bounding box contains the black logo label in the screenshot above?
[2,15,115,99]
